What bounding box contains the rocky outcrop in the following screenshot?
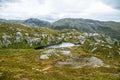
[1,33,12,47]
[56,56,104,68]
[0,24,119,57]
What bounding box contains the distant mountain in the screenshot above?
[52,18,120,39]
[0,18,120,39]
[0,19,6,22]
[23,18,51,27]
[0,18,51,27]
[0,19,23,24]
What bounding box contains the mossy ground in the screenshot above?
[0,47,120,80]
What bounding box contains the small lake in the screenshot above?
[47,42,77,48]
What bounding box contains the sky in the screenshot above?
[0,0,120,22]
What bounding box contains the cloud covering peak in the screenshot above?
[0,0,120,22]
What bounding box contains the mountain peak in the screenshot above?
[23,18,51,27]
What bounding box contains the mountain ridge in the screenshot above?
[0,18,51,27]
[0,18,120,40]
[52,18,120,40]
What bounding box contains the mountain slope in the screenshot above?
[0,18,51,27]
[0,22,59,49]
[23,18,51,27]
[52,18,120,39]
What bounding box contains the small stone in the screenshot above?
[106,45,112,49]
[40,55,49,60]
[25,33,29,36]
[16,32,22,36]
[101,45,104,47]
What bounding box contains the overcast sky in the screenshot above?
[0,0,120,22]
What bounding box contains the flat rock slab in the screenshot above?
[56,56,104,68]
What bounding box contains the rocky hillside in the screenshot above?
[0,22,120,80]
[52,18,120,40]
[0,18,120,40]
[0,22,120,54]
[0,22,59,49]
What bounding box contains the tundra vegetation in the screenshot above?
[0,22,120,80]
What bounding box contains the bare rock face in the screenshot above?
[88,57,104,67]
[56,56,104,68]
[105,36,113,44]
[25,37,41,47]
[14,37,23,43]
[1,33,12,47]
[78,35,86,45]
